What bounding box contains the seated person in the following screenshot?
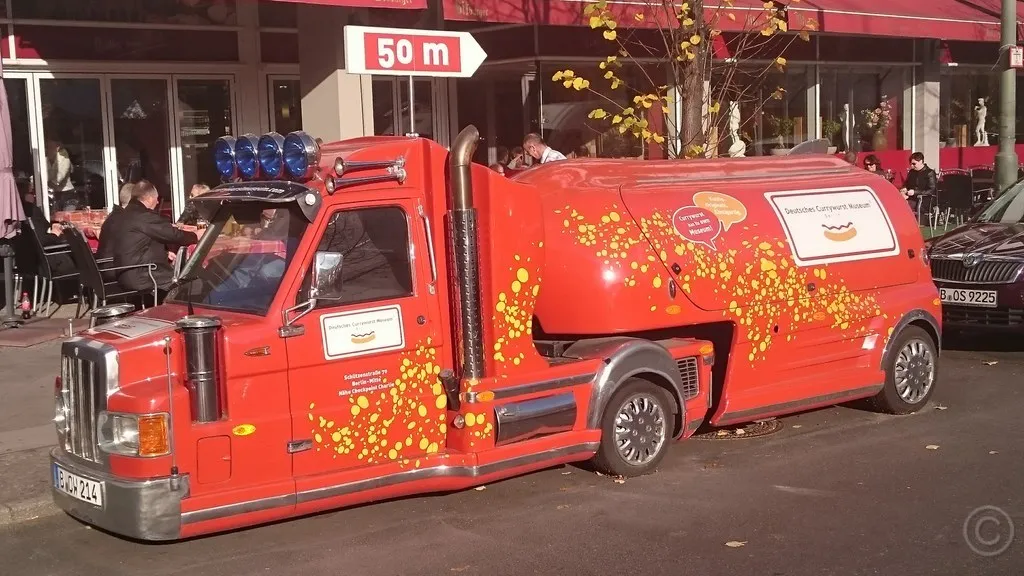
[112,180,199,296]
[900,152,937,214]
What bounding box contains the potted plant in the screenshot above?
[765,114,795,155]
[860,97,893,151]
[821,119,842,154]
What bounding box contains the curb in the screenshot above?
[0,495,60,528]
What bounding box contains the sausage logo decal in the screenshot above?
[822,222,857,242]
[765,186,899,266]
[320,305,405,360]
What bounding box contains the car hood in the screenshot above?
[928,223,1024,258]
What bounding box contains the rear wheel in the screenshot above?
[591,378,676,477]
[870,326,938,414]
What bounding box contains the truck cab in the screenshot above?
[49,126,939,541]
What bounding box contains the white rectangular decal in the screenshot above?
[320,305,405,360]
[91,318,173,339]
[764,186,900,266]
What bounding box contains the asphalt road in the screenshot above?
[3,340,1023,576]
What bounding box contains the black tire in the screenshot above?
[869,326,938,414]
[591,378,677,477]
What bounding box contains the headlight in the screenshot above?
[283,131,320,180]
[234,134,260,180]
[213,136,237,180]
[97,412,170,457]
[258,132,286,179]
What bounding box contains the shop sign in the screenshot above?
[343,25,487,78]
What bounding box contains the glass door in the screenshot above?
[267,75,302,135]
[3,73,38,218]
[35,75,111,221]
[107,77,173,212]
[171,76,236,220]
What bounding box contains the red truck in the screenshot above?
[50,126,940,541]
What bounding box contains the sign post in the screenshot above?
[343,25,488,137]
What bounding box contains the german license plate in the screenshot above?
[939,288,997,308]
[53,464,104,508]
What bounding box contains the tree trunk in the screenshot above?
[679,0,709,156]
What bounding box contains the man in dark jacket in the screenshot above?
[96,183,135,261]
[113,180,198,294]
[900,152,937,216]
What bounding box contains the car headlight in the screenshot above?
[97,412,170,457]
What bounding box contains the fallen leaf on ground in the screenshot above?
[613,476,626,484]
[725,541,747,548]
[934,405,948,410]
[716,430,729,436]
[791,425,803,429]
[561,471,572,475]
[984,361,998,366]
[925,445,940,450]
[450,566,471,573]
[734,428,746,435]
[474,485,487,491]
[595,471,605,476]
[556,504,570,510]
[989,451,999,455]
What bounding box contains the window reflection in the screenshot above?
[271,78,302,135]
[177,79,233,192]
[40,78,106,215]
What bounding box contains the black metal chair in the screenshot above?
[970,165,996,202]
[24,218,81,317]
[936,172,974,230]
[61,226,157,325]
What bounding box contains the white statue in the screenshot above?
[974,98,988,146]
[840,103,852,151]
[726,100,746,157]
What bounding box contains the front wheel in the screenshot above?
[591,378,676,477]
[870,326,938,414]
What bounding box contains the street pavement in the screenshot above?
[0,337,1022,575]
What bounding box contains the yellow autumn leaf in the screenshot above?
[599,61,607,70]
[662,105,671,114]
[680,40,691,50]
[761,28,773,36]
[622,106,634,115]
[680,2,689,11]
[727,12,736,20]
[653,133,666,144]
[589,108,608,119]
[606,20,617,29]
[690,34,701,45]
[618,124,629,134]
[612,115,623,124]
[798,29,810,41]
[775,56,787,67]
[683,17,694,26]
[686,50,696,60]
[634,12,644,21]
[708,101,721,114]
[563,80,573,88]
[641,129,652,139]
[606,55,618,63]
[641,99,652,108]
[562,69,575,78]
[604,29,617,41]
[571,77,589,90]
[552,71,564,81]
[778,20,788,32]
[604,70,614,79]
[589,15,602,28]
[762,1,774,7]
[610,78,622,89]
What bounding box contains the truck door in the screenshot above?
[282,200,448,480]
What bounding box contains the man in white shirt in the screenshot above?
[523,133,566,164]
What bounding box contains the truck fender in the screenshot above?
[561,337,688,439]
[879,309,941,370]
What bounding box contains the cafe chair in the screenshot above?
[24,218,81,318]
[61,226,158,326]
[936,172,974,231]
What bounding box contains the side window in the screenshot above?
[302,206,414,308]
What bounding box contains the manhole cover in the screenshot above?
[693,418,784,440]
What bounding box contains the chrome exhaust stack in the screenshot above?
[89,303,135,327]
[449,124,484,382]
[175,315,223,423]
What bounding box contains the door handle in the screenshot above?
[417,203,437,294]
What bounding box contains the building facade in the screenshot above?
[2,0,1020,221]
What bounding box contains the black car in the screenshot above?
[926,181,1024,333]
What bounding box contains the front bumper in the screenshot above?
[936,282,1024,332]
[50,448,189,541]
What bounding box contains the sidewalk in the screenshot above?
[0,305,77,527]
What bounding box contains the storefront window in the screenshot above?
[259,1,298,28]
[12,0,236,25]
[39,78,106,216]
[372,79,434,140]
[939,70,999,148]
[5,79,33,204]
[270,78,302,135]
[372,80,396,136]
[820,67,905,153]
[177,79,233,193]
[111,79,171,205]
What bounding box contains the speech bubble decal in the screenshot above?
[693,191,747,231]
[672,205,723,251]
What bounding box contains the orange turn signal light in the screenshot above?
[138,414,170,457]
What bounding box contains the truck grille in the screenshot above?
[944,306,1024,328]
[930,258,1023,284]
[676,357,699,400]
[57,343,112,463]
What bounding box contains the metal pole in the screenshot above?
[995,0,1018,196]
[1,244,13,320]
[408,76,416,136]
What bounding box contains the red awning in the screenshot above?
[443,0,1018,43]
[266,0,426,10]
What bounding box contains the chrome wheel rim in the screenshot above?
[894,338,935,404]
[614,392,667,466]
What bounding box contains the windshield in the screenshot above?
[975,181,1024,224]
[166,203,309,315]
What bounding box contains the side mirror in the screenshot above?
[311,251,344,301]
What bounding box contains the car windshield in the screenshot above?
[975,181,1024,224]
[165,203,308,315]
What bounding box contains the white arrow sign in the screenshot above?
[344,25,487,78]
